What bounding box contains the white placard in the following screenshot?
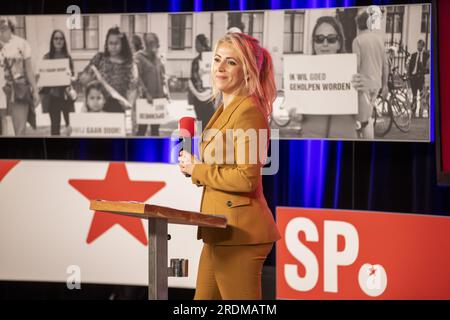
[283,54,358,115]
[37,59,71,87]
[70,113,126,137]
[136,98,168,125]
[199,51,213,88]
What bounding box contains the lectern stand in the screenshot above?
[89,200,227,300]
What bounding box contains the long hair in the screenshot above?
[48,29,69,59]
[195,34,210,52]
[131,34,144,52]
[104,26,133,63]
[312,16,346,55]
[0,16,16,34]
[210,32,276,119]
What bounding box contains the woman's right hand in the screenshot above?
[351,73,381,93]
[351,74,370,92]
[146,94,153,105]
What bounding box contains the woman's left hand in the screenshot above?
[178,150,200,176]
[119,99,133,110]
[351,73,374,92]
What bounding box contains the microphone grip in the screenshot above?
[180,137,192,178]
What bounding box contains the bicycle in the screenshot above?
[390,87,412,133]
[373,75,412,137]
[373,93,393,137]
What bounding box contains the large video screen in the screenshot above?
[0,3,432,141]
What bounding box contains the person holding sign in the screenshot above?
[79,27,138,113]
[39,30,75,136]
[134,33,169,136]
[187,34,215,128]
[0,16,39,136]
[178,32,281,300]
[295,16,374,139]
[352,10,389,138]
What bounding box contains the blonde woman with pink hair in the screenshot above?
[178,32,281,300]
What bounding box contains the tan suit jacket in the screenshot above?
[191,94,281,245]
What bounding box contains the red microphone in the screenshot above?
[179,117,196,177]
[179,116,196,139]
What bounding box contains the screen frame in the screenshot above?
[0,0,439,162]
[435,0,450,186]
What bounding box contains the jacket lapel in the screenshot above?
[201,95,249,154]
[202,104,223,134]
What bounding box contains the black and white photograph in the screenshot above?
[0,3,431,141]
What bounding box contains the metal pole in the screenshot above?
[148,218,168,300]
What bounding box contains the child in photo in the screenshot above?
[84,80,107,113]
[66,81,108,137]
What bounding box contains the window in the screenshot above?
[243,12,264,43]
[385,6,404,34]
[71,15,99,50]
[169,14,193,50]
[228,12,264,44]
[121,14,147,41]
[14,16,26,39]
[283,11,305,53]
[421,5,431,34]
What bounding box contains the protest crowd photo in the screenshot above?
[0,4,431,141]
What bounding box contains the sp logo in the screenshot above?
[283,217,388,297]
[66,5,81,30]
[358,264,388,297]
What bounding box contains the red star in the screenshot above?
[369,266,377,276]
[69,163,165,245]
[0,160,20,183]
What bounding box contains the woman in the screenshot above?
[79,26,137,113]
[178,32,281,300]
[0,41,7,135]
[297,16,371,139]
[134,32,168,136]
[0,16,39,136]
[40,30,75,136]
[188,34,215,128]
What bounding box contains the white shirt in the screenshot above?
[412,51,423,75]
[0,34,32,81]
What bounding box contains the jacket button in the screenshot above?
[226,200,233,207]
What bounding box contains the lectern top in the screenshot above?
[90,200,227,228]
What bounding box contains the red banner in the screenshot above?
[276,207,450,299]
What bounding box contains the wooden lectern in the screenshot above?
[89,200,227,300]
